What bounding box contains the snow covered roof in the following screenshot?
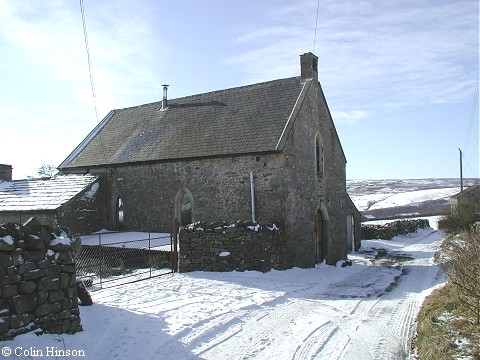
[0,174,97,212]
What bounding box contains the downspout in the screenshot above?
[250,171,256,222]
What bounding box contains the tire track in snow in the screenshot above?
[181,307,282,355]
[354,271,436,359]
[292,321,339,360]
[317,231,444,359]
[316,297,391,359]
[190,317,245,355]
[175,229,444,359]
[195,298,342,360]
[376,265,440,357]
[361,232,444,358]
[196,299,300,359]
[179,312,244,346]
[221,265,401,359]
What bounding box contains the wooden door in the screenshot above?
[315,210,324,263]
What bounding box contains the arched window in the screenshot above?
[315,135,324,176]
[116,196,125,230]
[175,188,194,227]
[181,191,192,226]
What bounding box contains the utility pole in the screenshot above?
[459,148,464,202]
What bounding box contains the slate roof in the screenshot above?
[0,174,97,211]
[60,76,307,169]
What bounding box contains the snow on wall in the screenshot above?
[0,218,82,339]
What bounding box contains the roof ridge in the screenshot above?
[0,174,97,186]
[113,76,300,112]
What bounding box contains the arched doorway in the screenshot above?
[315,209,324,263]
[314,205,329,264]
[175,188,194,227]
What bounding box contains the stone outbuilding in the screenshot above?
[451,184,480,213]
[0,174,102,235]
[59,52,360,267]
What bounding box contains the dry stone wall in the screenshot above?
[179,221,286,272]
[0,218,82,339]
[361,219,430,240]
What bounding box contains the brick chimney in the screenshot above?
[300,52,318,81]
[0,164,12,181]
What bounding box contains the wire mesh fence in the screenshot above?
[74,231,176,291]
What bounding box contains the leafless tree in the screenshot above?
[31,163,58,179]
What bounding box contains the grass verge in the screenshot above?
[415,282,480,359]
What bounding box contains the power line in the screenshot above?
[464,68,479,150]
[80,0,100,124]
[464,69,480,177]
[79,0,108,166]
[313,0,320,53]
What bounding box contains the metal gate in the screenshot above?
[74,219,179,291]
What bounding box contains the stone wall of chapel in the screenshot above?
[104,154,288,232]
[96,82,350,268]
[282,81,348,267]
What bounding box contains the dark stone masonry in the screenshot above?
[179,221,286,272]
[0,218,82,339]
[58,53,363,269]
[361,219,430,240]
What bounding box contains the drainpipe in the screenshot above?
[250,171,256,222]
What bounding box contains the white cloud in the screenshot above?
[1,108,19,116]
[0,0,166,106]
[30,115,61,127]
[0,0,476,180]
[227,0,479,110]
[331,110,370,124]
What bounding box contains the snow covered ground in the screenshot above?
[4,217,446,359]
[347,178,477,217]
[80,230,170,246]
[80,230,172,251]
[351,187,459,212]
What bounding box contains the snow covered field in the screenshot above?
[351,187,459,212]
[4,217,446,359]
[347,178,477,217]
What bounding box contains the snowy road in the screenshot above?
[187,229,444,359]
[8,225,445,360]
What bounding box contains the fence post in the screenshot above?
[149,232,152,278]
[99,233,103,290]
[171,218,179,272]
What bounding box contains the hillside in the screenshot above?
[347,178,478,220]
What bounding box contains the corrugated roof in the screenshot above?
[60,77,305,169]
[0,174,98,212]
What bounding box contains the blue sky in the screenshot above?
[0,0,478,180]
